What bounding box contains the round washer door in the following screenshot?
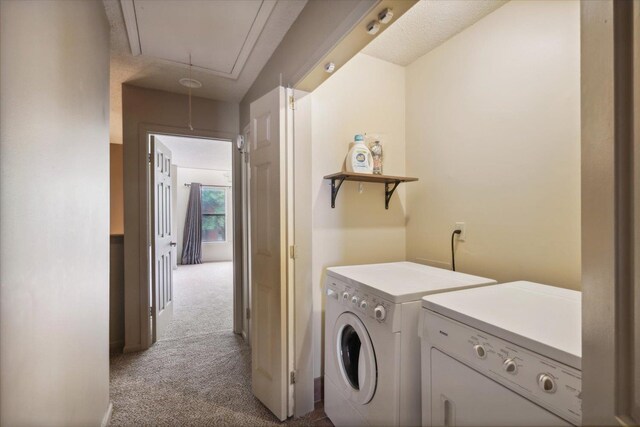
[332,311,377,405]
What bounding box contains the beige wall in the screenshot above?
[0,1,111,425]
[111,143,124,234]
[240,0,377,128]
[177,168,233,263]
[311,53,406,376]
[405,0,581,289]
[123,85,238,351]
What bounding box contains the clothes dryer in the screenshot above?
[324,262,496,426]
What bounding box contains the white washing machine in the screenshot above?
[324,262,496,426]
[420,281,582,426]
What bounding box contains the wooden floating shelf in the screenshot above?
[323,172,419,209]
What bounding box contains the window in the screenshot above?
[201,186,226,242]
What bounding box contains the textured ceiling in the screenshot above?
[362,0,508,66]
[105,0,306,144]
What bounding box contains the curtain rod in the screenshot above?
[184,183,231,188]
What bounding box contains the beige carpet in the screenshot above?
[162,262,235,341]
[109,262,329,426]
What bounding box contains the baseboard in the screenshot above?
[314,376,323,402]
[101,402,113,427]
[123,344,145,353]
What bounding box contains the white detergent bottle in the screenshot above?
[345,134,373,174]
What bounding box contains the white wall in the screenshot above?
[405,0,581,289]
[311,53,406,376]
[0,1,111,425]
[177,168,233,263]
[160,135,232,171]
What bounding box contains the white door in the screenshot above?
[430,349,570,426]
[242,125,252,344]
[150,135,174,342]
[250,86,289,420]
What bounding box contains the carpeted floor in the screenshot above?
[109,262,330,426]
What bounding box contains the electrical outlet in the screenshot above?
[454,222,466,242]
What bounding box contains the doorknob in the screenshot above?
[170,242,177,247]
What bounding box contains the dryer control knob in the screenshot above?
[503,358,517,374]
[374,305,386,321]
[351,296,359,305]
[360,300,368,310]
[341,292,350,302]
[537,374,556,393]
[473,344,487,359]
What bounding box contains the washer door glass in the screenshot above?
[340,325,362,389]
[333,312,377,404]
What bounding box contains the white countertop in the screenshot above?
[326,262,497,304]
[422,281,582,369]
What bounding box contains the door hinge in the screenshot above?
[289,95,295,110]
[246,307,250,320]
[148,153,152,163]
[149,307,153,317]
[290,371,296,385]
[289,245,297,259]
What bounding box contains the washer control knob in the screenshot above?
[374,305,386,321]
[341,292,350,302]
[360,300,368,310]
[473,344,487,359]
[503,358,517,374]
[351,296,359,305]
[537,374,556,393]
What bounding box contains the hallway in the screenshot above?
[109,262,327,426]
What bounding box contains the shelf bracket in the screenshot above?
[385,181,401,210]
[331,177,346,208]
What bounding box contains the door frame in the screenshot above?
[581,0,638,425]
[131,123,237,350]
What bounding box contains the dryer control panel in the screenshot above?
[326,278,400,332]
[423,310,582,425]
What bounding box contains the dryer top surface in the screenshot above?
[422,281,582,368]
[326,262,497,304]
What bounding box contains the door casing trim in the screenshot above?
[125,123,236,351]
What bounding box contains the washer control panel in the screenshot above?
[423,310,582,425]
[326,279,398,331]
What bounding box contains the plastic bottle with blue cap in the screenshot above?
[345,134,373,174]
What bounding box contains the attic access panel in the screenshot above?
[121,0,277,79]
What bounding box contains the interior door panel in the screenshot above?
[151,135,174,342]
